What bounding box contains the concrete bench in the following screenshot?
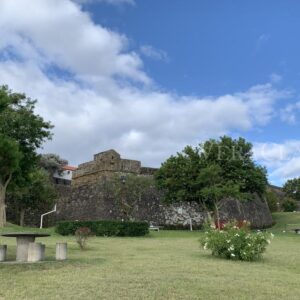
[0,245,7,262]
[149,225,160,232]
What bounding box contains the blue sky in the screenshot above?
[1,0,300,186]
[88,1,295,93]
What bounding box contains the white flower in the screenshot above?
[267,239,271,244]
[247,243,251,246]
[270,233,274,238]
[231,253,235,257]
[203,243,208,250]
[235,233,239,237]
[226,240,231,243]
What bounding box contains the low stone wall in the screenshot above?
[163,202,205,227]
[54,182,273,229]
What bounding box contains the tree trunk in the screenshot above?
[0,185,7,227]
[20,208,25,227]
[201,202,214,226]
[214,203,221,230]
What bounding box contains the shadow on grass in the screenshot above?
[0,257,106,273]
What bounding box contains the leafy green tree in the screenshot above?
[39,153,68,178]
[0,135,22,226]
[265,190,279,212]
[0,85,52,226]
[197,164,241,228]
[7,168,57,226]
[200,136,267,195]
[155,136,268,221]
[283,178,300,201]
[281,197,298,212]
[155,145,204,203]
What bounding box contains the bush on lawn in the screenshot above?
[56,219,149,237]
[75,227,92,250]
[200,222,273,261]
[282,198,298,212]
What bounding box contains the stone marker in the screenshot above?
[27,243,43,262]
[56,243,67,260]
[41,244,46,260]
[0,245,7,262]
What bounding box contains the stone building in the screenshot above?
[72,149,157,186]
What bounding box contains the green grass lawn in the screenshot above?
[0,214,299,300]
[271,212,300,233]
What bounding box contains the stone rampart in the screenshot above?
[54,182,273,229]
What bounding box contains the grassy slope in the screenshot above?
[0,215,299,300]
[271,212,300,233]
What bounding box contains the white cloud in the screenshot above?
[280,102,300,124]
[0,0,292,174]
[140,45,169,62]
[0,0,147,84]
[253,141,300,184]
[270,73,282,83]
[73,0,135,5]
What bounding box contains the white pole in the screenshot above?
[40,204,57,229]
[189,218,193,231]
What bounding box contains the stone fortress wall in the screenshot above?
[52,149,274,229]
[72,149,157,186]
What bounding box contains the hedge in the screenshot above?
[55,220,149,237]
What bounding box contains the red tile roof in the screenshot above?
[63,165,77,171]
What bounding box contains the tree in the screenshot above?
[282,197,298,212]
[0,86,52,226]
[7,167,56,226]
[197,164,241,228]
[283,178,300,201]
[200,136,267,195]
[265,190,279,212]
[155,145,204,203]
[155,136,268,222]
[0,135,22,226]
[39,153,68,177]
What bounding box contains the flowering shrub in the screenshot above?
[200,223,274,261]
[75,227,92,250]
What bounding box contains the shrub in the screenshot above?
[282,198,298,212]
[56,220,149,237]
[265,190,279,212]
[75,227,92,250]
[200,223,273,261]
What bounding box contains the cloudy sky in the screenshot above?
[1,0,300,186]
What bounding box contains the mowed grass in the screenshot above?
[0,214,299,300]
[271,212,300,233]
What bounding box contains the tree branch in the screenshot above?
[4,173,12,190]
